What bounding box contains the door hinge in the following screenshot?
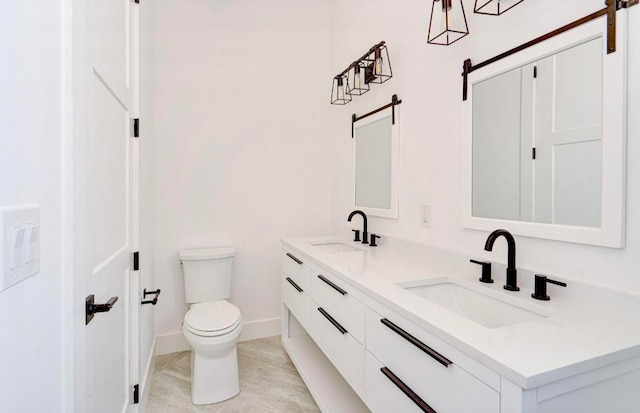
[532,147,536,160]
[533,66,537,78]
[133,251,140,271]
[134,0,140,4]
[133,384,139,404]
[133,118,140,138]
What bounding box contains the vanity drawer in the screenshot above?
[281,275,312,326]
[281,250,311,292]
[365,308,499,413]
[311,305,364,386]
[311,271,365,343]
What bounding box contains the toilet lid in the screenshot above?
[184,300,241,335]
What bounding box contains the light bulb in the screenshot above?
[354,66,363,89]
[337,77,345,100]
[440,0,456,32]
[374,50,383,76]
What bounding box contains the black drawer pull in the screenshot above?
[286,252,303,265]
[381,367,437,413]
[317,307,347,334]
[381,318,452,368]
[285,277,303,293]
[317,274,347,296]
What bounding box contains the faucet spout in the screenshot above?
[348,210,369,244]
[484,229,519,291]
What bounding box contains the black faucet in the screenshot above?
[348,210,369,244]
[484,229,519,291]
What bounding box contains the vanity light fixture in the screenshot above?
[331,41,392,105]
[474,0,524,16]
[427,0,469,46]
[331,74,352,105]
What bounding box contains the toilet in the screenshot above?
[179,247,243,405]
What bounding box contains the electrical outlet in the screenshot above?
[420,205,432,228]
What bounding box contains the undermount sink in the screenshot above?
[310,242,362,254]
[397,278,555,329]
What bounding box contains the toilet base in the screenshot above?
[190,347,240,405]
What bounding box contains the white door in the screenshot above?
[73,0,139,412]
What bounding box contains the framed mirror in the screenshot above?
[461,15,627,247]
[353,105,399,218]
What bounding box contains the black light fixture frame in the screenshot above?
[427,0,470,46]
[474,0,525,16]
[331,41,392,105]
[461,0,637,100]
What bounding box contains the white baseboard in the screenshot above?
[155,317,281,356]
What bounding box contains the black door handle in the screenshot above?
[86,294,119,325]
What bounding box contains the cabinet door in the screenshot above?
[365,308,499,413]
[311,305,364,386]
[312,270,365,343]
[282,250,312,291]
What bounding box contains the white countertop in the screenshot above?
[281,234,640,389]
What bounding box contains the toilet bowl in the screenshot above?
[182,300,243,405]
[179,247,242,405]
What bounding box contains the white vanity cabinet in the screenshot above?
[281,241,640,413]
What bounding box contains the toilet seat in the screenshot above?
[184,300,242,337]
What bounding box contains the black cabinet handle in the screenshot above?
[381,367,437,413]
[286,277,303,293]
[317,274,347,296]
[141,288,161,305]
[85,294,119,325]
[286,252,303,265]
[317,307,347,334]
[381,318,452,368]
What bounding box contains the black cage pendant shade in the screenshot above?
[362,44,392,84]
[474,0,524,15]
[347,61,370,96]
[427,0,469,46]
[331,74,352,105]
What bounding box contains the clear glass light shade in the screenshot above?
[331,75,352,105]
[363,45,392,84]
[474,0,524,15]
[428,0,469,46]
[348,62,370,96]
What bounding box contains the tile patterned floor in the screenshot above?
[146,336,320,412]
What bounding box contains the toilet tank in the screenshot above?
[179,247,236,303]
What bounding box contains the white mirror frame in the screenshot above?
[461,13,627,247]
[353,107,399,219]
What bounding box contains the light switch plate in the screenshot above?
[420,204,432,228]
[1,206,40,293]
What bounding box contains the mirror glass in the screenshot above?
[461,16,626,247]
[472,37,602,228]
[354,108,398,218]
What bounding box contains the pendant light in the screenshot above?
[474,0,524,16]
[427,0,469,46]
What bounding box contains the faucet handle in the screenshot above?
[370,234,380,247]
[351,229,361,242]
[470,259,493,283]
[532,274,567,301]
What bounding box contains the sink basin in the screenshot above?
[398,278,555,328]
[310,242,362,254]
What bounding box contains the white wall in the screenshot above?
[330,0,640,292]
[0,1,66,411]
[153,0,335,341]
